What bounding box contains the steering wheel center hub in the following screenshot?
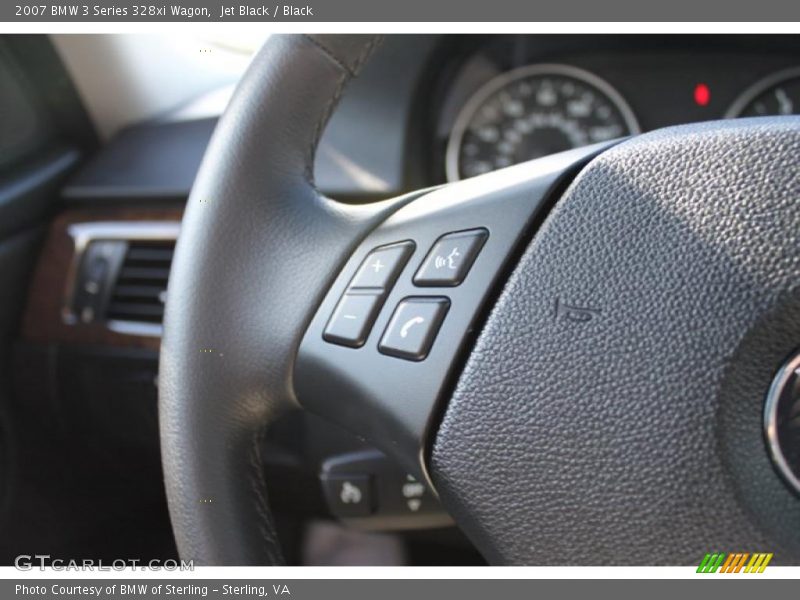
[431,119,800,564]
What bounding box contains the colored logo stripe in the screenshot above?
[697,553,726,573]
[745,553,773,573]
[697,552,773,573]
[721,553,748,573]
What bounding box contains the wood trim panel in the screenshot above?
[21,207,182,351]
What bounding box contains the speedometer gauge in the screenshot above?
[446,64,640,182]
[726,67,800,118]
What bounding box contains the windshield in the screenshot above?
[51,33,269,138]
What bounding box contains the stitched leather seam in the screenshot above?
[306,68,349,186]
[350,35,383,75]
[302,35,382,186]
[248,428,284,565]
[302,34,355,76]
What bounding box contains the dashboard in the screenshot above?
[430,36,800,182]
[61,35,800,207]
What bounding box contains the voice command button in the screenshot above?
[413,229,488,287]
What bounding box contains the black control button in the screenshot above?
[72,240,126,325]
[320,449,450,526]
[350,241,414,290]
[323,293,382,348]
[400,474,428,514]
[413,229,488,287]
[322,474,374,518]
[84,255,108,295]
[379,297,450,361]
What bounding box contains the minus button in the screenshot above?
[323,292,383,348]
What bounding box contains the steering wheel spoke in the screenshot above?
[295,143,612,485]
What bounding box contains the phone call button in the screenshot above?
[379,297,450,361]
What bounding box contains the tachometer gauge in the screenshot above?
[446,64,640,182]
[726,67,800,118]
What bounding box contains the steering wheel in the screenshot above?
[159,35,800,565]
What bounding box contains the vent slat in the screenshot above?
[107,302,164,317]
[126,247,174,262]
[112,284,165,300]
[106,239,174,326]
[118,267,172,281]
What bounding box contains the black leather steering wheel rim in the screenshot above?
[159,35,388,565]
[160,34,800,566]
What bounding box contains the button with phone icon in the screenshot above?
[379,297,450,361]
[400,316,425,338]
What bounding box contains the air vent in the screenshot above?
[106,240,175,325]
[66,222,181,336]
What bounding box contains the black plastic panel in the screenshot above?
[294,143,616,485]
[62,119,215,202]
[321,449,452,530]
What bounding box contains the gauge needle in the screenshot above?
[775,88,794,115]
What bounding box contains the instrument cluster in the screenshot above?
[438,38,800,181]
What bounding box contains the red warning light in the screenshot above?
[694,83,711,107]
